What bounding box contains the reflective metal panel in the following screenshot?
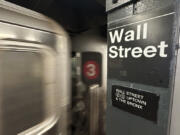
[0,1,71,135]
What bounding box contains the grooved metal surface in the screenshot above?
[134,0,173,14]
[108,0,173,23]
[106,0,132,11]
[108,4,133,24]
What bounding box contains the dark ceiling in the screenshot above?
[7,0,106,34]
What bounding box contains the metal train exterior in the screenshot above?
[0,1,71,135]
[71,30,107,135]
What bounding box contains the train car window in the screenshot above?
[0,51,45,134]
[0,46,56,135]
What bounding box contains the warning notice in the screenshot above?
[112,85,160,122]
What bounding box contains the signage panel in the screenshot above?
[82,52,102,86]
[108,11,175,88]
[112,85,160,122]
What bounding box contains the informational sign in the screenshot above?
[108,10,175,88]
[112,85,160,122]
[82,52,102,86]
[83,61,100,80]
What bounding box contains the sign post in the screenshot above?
[106,1,180,135]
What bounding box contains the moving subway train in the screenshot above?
[0,1,107,135]
[0,1,71,135]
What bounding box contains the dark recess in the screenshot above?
[6,0,107,35]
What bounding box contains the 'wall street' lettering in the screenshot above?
[108,23,168,59]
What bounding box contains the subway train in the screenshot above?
[0,1,71,135]
[71,30,107,135]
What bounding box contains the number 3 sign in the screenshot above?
[81,52,102,86]
[83,61,100,80]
